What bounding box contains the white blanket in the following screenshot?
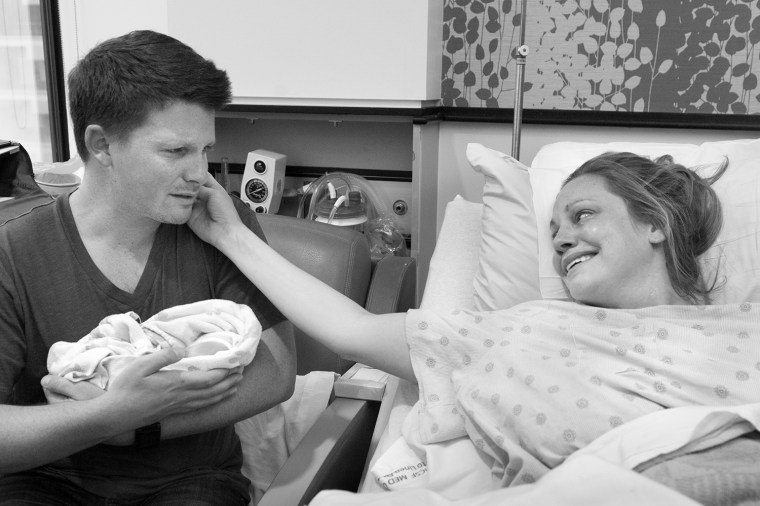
[237,370,336,505]
[47,299,261,388]
[312,393,760,506]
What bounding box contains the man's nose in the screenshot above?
[185,152,208,182]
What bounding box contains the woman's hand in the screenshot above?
[188,173,245,250]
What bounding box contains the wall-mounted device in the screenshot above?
[240,149,286,213]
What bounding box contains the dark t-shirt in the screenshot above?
[0,193,285,499]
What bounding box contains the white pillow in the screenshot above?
[529,138,760,305]
[419,196,482,312]
[466,143,541,310]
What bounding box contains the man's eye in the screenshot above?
[166,148,185,155]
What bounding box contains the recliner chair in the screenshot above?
[256,212,417,375]
[252,213,416,505]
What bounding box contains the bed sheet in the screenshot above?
[311,401,760,506]
[313,455,701,506]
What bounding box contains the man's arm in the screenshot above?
[158,320,296,440]
[0,348,242,473]
[42,321,296,445]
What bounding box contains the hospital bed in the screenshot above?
[257,137,760,506]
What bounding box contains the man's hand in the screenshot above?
[42,375,104,403]
[42,347,244,428]
[104,348,244,420]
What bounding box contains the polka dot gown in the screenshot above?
[406,301,760,487]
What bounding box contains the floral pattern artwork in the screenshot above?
[442,0,760,115]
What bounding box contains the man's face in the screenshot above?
[106,101,215,225]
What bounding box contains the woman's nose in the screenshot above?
[552,226,576,255]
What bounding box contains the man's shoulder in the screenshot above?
[0,196,57,239]
[0,198,59,274]
[0,194,55,229]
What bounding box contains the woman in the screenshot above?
[189,152,758,485]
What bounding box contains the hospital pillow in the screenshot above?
[419,195,483,311]
[530,138,760,305]
[464,138,760,309]
[466,143,541,311]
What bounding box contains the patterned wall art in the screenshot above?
[442,0,760,124]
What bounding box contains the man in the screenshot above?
[0,30,296,505]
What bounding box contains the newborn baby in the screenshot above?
[47,299,262,389]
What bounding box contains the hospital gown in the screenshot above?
[406,300,760,486]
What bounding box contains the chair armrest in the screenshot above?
[258,397,380,506]
[366,256,417,314]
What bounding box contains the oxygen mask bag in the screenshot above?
[298,172,407,259]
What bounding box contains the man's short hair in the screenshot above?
[68,30,232,161]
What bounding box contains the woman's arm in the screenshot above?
[189,175,414,381]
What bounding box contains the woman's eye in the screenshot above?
[575,210,592,222]
[166,148,185,155]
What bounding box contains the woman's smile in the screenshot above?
[551,174,673,308]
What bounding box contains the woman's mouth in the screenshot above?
[565,254,596,274]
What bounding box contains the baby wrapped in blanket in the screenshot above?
[47,299,261,389]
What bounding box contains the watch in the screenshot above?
[134,422,161,449]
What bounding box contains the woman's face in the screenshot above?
[550,174,670,308]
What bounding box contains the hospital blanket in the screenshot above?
[404,300,760,487]
[47,299,261,389]
[312,401,760,506]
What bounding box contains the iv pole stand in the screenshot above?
[511,0,529,160]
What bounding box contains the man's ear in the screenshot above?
[648,225,666,245]
[84,125,111,166]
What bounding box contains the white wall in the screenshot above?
[436,122,760,233]
[167,0,442,106]
[58,0,170,158]
[55,2,760,243]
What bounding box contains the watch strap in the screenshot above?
[134,421,161,449]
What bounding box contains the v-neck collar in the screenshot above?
[56,193,170,307]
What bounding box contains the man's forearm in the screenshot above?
[0,394,140,473]
[159,322,296,440]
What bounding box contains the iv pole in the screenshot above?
[511,0,529,160]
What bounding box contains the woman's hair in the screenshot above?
[563,152,728,304]
[68,30,232,161]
